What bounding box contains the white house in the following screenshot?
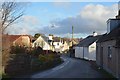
[62,41,69,52]
[32,35,54,51]
[75,32,101,61]
[53,37,64,53]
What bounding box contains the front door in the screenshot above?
[100,47,103,68]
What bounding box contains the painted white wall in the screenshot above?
[53,42,63,52]
[75,47,83,58]
[89,42,96,61]
[75,42,97,61]
[48,36,53,40]
[32,36,50,50]
[62,41,69,51]
[84,47,89,60]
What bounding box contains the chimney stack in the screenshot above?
[93,31,97,36]
[116,1,120,19]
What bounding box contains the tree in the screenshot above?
[0,1,25,34]
[34,33,44,38]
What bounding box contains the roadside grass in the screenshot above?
[99,68,115,78]
[74,57,116,78]
[89,61,115,78]
[2,73,9,78]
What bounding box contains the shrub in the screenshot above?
[30,47,43,57]
[4,54,31,76]
[38,54,48,63]
[10,46,26,54]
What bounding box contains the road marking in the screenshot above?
[52,60,70,71]
[31,57,70,78]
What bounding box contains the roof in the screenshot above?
[2,34,34,43]
[77,35,101,47]
[53,37,61,42]
[97,25,120,43]
[62,38,71,43]
[2,35,21,43]
[41,35,49,43]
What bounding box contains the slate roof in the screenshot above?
[53,37,61,42]
[77,35,101,47]
[97,25,120,43]
[41,35,49,43]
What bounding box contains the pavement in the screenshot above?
[31,55,109,78]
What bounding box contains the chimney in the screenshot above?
[93,31,97,36]
[116,1,120,19]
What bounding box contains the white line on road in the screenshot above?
[52,60,69,71]
[31,57,70,78]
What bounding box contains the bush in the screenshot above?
[5,54,31,76]
[4,46,63,77]
[10,46,26,54]
[30,47,43,57]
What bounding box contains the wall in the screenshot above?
[53,42,63,52]
[32,36,50,50]
[107,19,120,34]
[96,43,102,66]
[14,36,31,47]
[84,47,89,60]
[62,41,69,52]
[97,40,119,78]
[118,48,120,78]
[75,47,83,58]
[89,42,96,60]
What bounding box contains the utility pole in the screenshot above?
[70,26,74,57]
[72,26,74,47]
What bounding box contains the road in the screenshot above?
[31,55,108,78]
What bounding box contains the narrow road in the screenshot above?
[31,55,107,78]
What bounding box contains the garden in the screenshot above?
[3,46,63,78]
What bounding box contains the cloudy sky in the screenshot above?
[6,2,118,38]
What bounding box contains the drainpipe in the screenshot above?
[83,47,84,59]
[116,45,119,78]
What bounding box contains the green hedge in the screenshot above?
[4,46,63,77]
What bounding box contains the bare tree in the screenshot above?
[0,1,25,34]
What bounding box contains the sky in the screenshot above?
[6,2,119,38]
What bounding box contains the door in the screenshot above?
[100,47,103,68]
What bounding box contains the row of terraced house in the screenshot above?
[74,7,120,78]
[2,34,80,53]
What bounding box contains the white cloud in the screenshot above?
[5,3,118,38]
[42,3,118,36]
[5,15,42,35]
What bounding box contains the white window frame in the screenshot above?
[108,45,112,59]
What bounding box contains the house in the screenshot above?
[2,34,32,51]
[53,37,64,53]
[69,38,79,47]
[62,38,70,53]
[2,34,33,68]
[96,9,120,78]
[32,35,54,51]
[75,32,101,61]
[13,35,33,47]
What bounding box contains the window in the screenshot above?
[57,43,59,45]
[108,46,112,59]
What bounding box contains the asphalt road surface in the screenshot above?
[31,55,108,78]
